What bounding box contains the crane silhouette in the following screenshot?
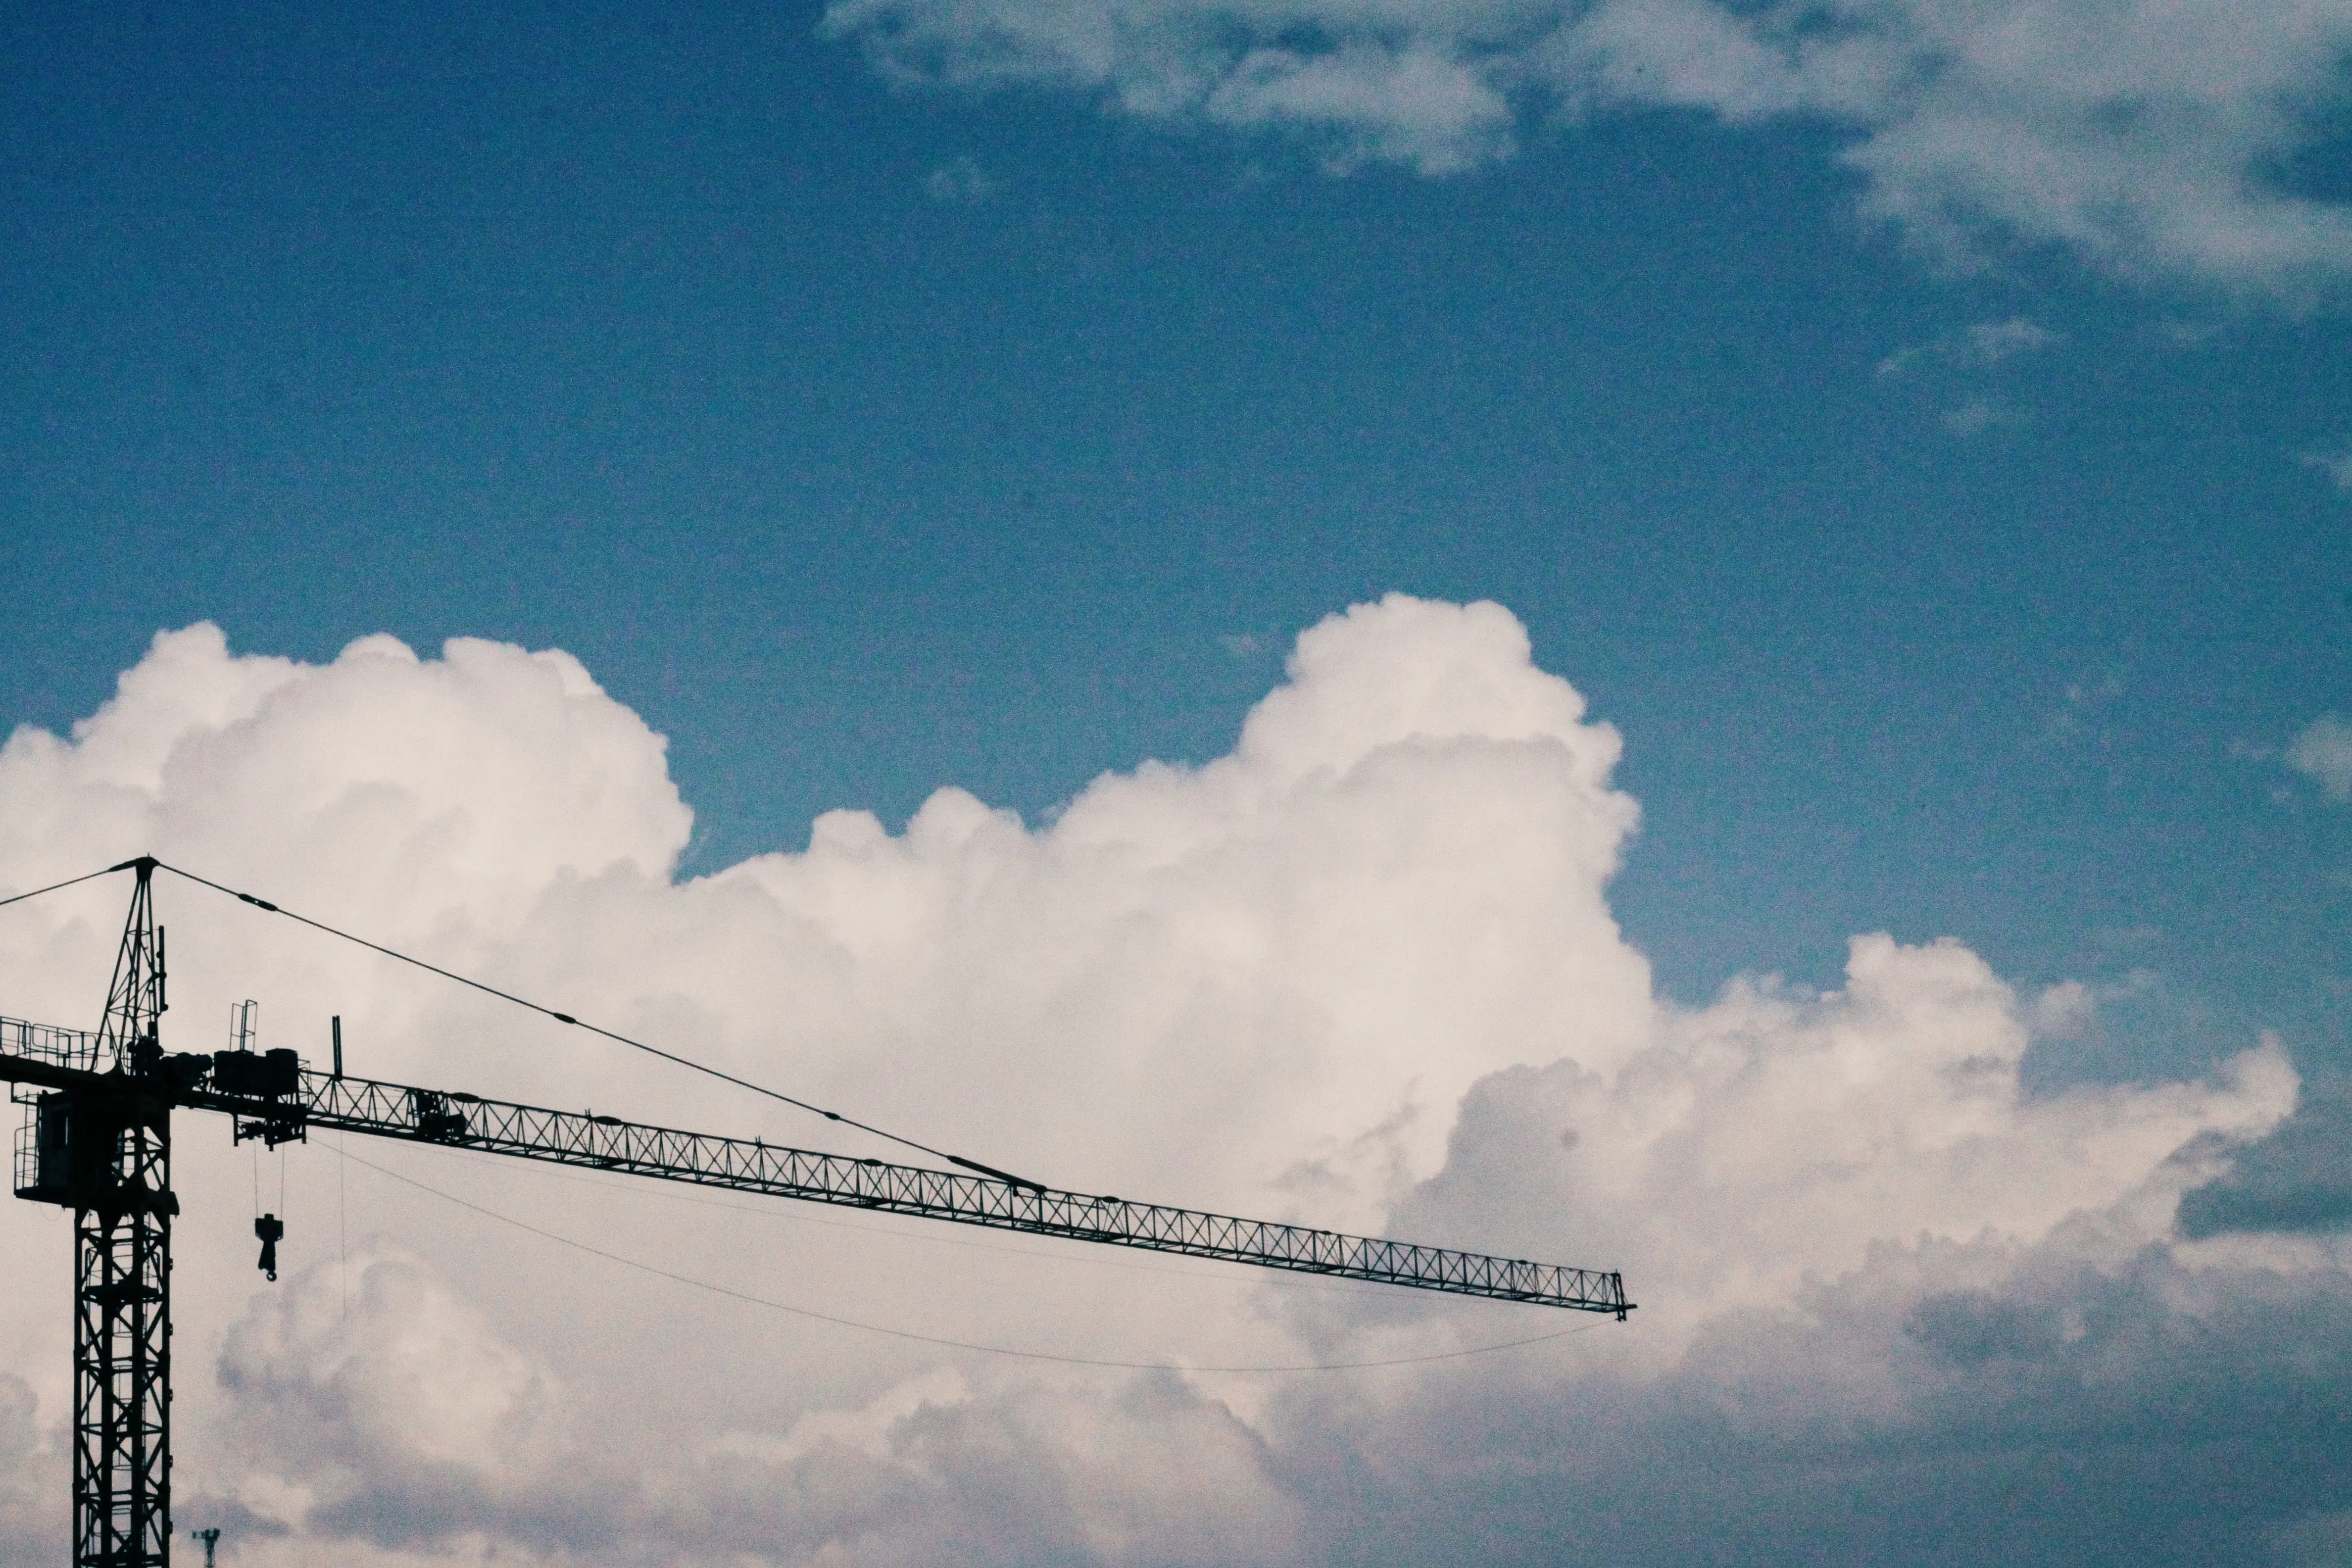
[6,857,1632,1566]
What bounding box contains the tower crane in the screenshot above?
[4,857,1633,1567]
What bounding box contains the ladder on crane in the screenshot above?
[4,857,1632,1567]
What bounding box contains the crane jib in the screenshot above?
[303,1070,1629,1314]
[4,1040,1630,1317]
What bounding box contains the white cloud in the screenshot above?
[1203,41,1516,172]
[218,1247,569,1483]
[1880,315,2063,375]
[926,154,998,203]
[822,0,2352,290]
[2305,441,2352,490]
[1390,941,2291,1346]
[1,599,2347,1565]
[1941,397,2006,435]
[2288,714,2352,800]
[1963,317,2060,364]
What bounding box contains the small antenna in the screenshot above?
[332,1014,343,1078]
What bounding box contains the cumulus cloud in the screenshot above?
[2179,1080,2352,1238]
[1,597,2347,1565]
[208,1255,1301,1568]
[821,0,2352,289]
[2288,714,2352,800]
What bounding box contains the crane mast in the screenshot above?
[6,860,1631,1565]
[8,860,174,1568]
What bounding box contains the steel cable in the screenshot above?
[343,1145,1604,1373]
[151,859,1042,1187]
[0,862,132,910]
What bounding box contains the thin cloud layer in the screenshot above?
[0,597,2346,1565]
[822,0,2352,290]
[2289,713,2352,800]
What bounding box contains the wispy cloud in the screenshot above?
[2288,714,2352,801]
[925,155,997,204]
[2303,441,2352,491]
[1941,399,2007,437]
[2154,318,2229,349]
[2036,669,2127,745]
[1962,318,2059,365]
[1882,317,2063,376]
[823,0,2352,291]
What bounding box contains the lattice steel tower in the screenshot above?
[15,858,177,1568]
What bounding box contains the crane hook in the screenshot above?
[254,1214,284,1280]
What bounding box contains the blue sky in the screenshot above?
[4,8,2352,1558]
[5,0,2345,1078]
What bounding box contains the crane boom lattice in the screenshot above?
[252,1072,1629,1313]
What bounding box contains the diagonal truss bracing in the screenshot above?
[236,1071,1630,1317]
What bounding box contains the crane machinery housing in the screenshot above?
[4,857,1632,1567]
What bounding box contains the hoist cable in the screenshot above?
[151,860,1041,1188]
[343,1147,1603,1373]
[427,1140,1382,1297]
